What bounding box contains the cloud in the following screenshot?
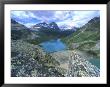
[72,11,99,22]
[28,11,55,22]
[54,11,70,21]
[24,22,37,28]
[11,10,100,28]
[57,11,100,28]
[11,11,29,19]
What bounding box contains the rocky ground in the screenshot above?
[11,40,100,77]
[50,50,100,77]
[11,40,64,77]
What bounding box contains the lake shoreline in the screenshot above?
[38,38,100,69]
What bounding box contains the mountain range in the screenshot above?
[11,17,100,48]
[32,22,59,29]
[11,19,76,42]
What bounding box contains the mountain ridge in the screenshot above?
[61,17,100,58]
[31,22,60,30]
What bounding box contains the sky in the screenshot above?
[11,10,100,29]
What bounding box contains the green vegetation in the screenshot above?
[11,29,31,40]
[26,33,58,45]
[61,17,100,58]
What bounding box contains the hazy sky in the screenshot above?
[11,10,100,28]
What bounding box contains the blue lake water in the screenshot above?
[89,58,100,69]
[39,39,66,53]
[39,39,100,68]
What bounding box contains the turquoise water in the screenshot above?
[40,39,100,68]
[89,58,100,69]
[39,39,66,53]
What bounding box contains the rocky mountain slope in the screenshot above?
[31,21,76,37]
[32,22,60,30]
[61,17,100,58]
[11,19,32,40]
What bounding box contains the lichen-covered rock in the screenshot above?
[51,50,100,77]
[67,53,100,77]
[11,40,64,77]
[11,40,100,77]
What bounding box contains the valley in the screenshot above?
[11,17,100,77]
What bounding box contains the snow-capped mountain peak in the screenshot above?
[59,24,73,30]
[32,22,60,30]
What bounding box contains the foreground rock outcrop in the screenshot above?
[51,50,100,77]
[11,40,64,77]
[11,40,100,77]
[67,52,99,77]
